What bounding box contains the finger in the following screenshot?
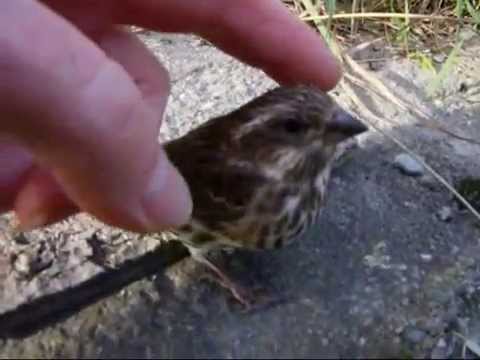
[42,0,341,90]
[0,139,78,226]
[95,27,170,113]
[0,0,191,232]
[0,137,34,213]
[14,167,79,231]
[0,137,77,225]
[122,0,341,89]
[15,27,172,229]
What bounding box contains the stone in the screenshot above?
[420,254,433,262]
[394,154,425,177]
[13,252,31,276]
[433,53,447,63]
[437,207,453,222]
[403,326,427,344]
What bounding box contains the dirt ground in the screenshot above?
[1,30,480,358]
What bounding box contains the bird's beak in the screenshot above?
[325,108,368,144]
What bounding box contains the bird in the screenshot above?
[163,85,367,308]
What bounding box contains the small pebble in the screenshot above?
[403,326,427,344]
[436,338,447,348]
[437,206,453,222]
[368,60,384,71]
[420,254,433,262]
[423,317,444,336]
[433,53,447,63]
[359,337,367,347]
[459,82,468,93]
[13,252,31,276]
[13,233,31,245]
[394,154,424,177]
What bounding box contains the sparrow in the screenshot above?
[164,85,367,307]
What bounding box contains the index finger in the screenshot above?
[123,0,341,89]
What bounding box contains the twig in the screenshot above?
[300,12,474,22]
[0,240,189,339]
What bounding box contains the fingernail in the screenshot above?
[322,52,343,90]
[142,154,192,230]
[13,182,50,232]
[14,210,49,232]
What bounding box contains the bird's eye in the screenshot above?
[283,118,307,134]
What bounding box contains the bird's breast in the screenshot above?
[233,181,327,251]
[178,171,330,253]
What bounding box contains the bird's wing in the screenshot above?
[164,132,267,236]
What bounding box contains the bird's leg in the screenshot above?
[189,248,253,309]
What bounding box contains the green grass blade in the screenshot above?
[427,39,464,97]
[455,0,465,18]
[465,0,480,25]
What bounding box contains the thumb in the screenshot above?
[1,1,192,231]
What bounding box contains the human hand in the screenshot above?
[0,0,341,233]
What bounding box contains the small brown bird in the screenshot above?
[164,85,367,307]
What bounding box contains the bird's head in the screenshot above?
[225,85,368,182]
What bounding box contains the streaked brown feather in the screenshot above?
[163,85,367,253]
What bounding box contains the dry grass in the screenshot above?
[283,0,479,93]
[283,0,480,222]
[283,0,479,49]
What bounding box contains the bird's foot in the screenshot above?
[191,252,282,312]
